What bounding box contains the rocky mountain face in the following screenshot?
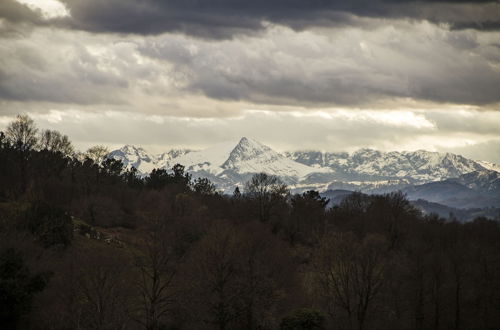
[449,170,500,194]
[108,145,158,174]
[286,149,486,183]
[108,137,500,210]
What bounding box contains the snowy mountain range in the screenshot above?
[108,137,500,210]
[109,137,323,189]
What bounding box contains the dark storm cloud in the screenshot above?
[137,26,500,106]
[2,21,500,109]
[0,33,130,105]
[0,0,45,36]
[51,0,500,38]
[0,67,128,105]
[0,0,41,23]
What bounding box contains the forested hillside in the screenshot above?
[1,115,500,330]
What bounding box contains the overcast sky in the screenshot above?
[1,0,500,162]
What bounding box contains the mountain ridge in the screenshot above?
[108,137,500,209]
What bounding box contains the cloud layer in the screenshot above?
[57,0,500,38]
[1,23,500,113]
[3,0,500,38]
[1,0,500,162]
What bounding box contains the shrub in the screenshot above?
[280,308,326,330]
[24,201,73,248]
[0,248,50,327]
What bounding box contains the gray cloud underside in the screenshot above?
[0,0,41,24]
[2,0,500,39]
[1,0,500,108]
[58,0,500,37]
[1,23,499,109]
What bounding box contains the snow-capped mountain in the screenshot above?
[164,137,324,190]
[109,138,328,190]
[108,145,158,174]
[286,149,486,183]
[220,137,318,178]
[156,149,192,168]
[477,160,500,173]
[109,145,191,174]
[108,138,499,200]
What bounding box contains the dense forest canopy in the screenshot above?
[1,114,500,330]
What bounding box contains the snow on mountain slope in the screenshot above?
[156,149,192,168]
[107,139,498,199]
[172,137,325,180]
[286,149,487,182]
[402,151,485,181]
[107,138,332,191]
[172,138,245,175]
[108,145,192,174]
[108,145,158,174]
[477,160,500,173]
[221,137,320,178]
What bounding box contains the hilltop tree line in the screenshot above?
[1,115,500,330]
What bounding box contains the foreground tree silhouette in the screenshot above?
[5,114,38,153]
[0,248,50,328]
[185,223,245,329]
[24,201,73,249]
[184,222,294,330]
[77,248,132,330]
[85,145,109,164]
[145,168,170,190]
[39,129,74,156]
[244,173,288,222]
[136,220,182,330]
[287,190,329,245]
[314,233,387,330]
[5,114,38,194]
[280,308,326,330]
[193,177,217,195]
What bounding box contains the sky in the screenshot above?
[0,0,500,162]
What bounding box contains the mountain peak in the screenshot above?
[235,137,262,148]
[118,144,150,156]
[222,137,273,169]
[239,136,250,144]
[121,144,139,152]
[108,144,156,174]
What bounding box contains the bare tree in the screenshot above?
[5,114,38,152]
[314,233,387,330]
[184,222,294,330]
[135,220,181,330]
[238,223,292,330]
[78,250,132,330]
[244,173,289,222]
[5,114,38,193]
[85,145,109,165]
[186,223,245,330]
[39,129,74,156]
[428,251,445,330]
